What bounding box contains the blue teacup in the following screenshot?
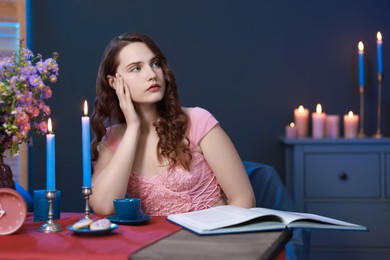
[113,198,141,220]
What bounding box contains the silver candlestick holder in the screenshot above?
[374,73,383,138]
[358,85,366,137]
[39,190,63,233]
[81,187,93,220]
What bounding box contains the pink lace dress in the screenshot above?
[102,107,223,216]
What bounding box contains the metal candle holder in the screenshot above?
[374,73,383,138]
[358,85,366,137]
[39,190,63,233]
[81,187,93,220]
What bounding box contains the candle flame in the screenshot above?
[316,103,322,114]
[48,118,53,133]
[377,31,382,41]
[348,111,354,118]
[298,105,304,112]
[84,100,88,116]
[290,122,295,127]
[358,41,364,51]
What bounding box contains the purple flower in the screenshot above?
[22,65,37,75]
[29,75,42,86]
[35,60,47,73]
[0,41,59,155]
[22,48,34,59]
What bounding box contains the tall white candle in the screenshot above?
[312,104,326,138]
[344,111,359,138]
[294,105,309,138]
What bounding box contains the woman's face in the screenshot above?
[114,42,166,104]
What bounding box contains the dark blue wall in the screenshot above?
[27,0,390,211]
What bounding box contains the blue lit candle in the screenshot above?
[46,118,56,190]
[377,31,383,74]
[358,41,365,87]
[82,100,92,187]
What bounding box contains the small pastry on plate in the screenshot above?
[90,219,112,230]
[72,218,94,230]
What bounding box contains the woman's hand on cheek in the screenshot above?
[113,73,140,127]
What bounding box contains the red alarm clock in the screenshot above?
[0,188,27,235]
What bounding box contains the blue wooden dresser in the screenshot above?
[282,137,390,259]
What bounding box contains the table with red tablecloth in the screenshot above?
[0,212,182,260]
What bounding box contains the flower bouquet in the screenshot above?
[0,40,59,156]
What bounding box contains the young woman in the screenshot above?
[89,32,255,216]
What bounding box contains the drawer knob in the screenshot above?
[338,172,348,181]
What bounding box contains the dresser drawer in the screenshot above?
[386,153,390,198]
[306,202,390,247]
[304,153,380,198]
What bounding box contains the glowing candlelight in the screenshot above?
[312,104,326,138]
[377,31,383,74]
[285,122,298,138]
[82,100,92,187]
[46,118,56,190]
[294,105,309,138]
[344,111,359,138]
[358,41,365,87]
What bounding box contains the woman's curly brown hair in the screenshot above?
[91,32,192,170]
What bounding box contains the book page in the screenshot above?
[287,220,366,230]
[250,208,364,228]
[196,220,286,235]
[168,205,263,230]
[168,205,366,232]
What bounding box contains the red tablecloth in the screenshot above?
[0,212,182,260]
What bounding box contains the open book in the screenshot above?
[167,205,367,235]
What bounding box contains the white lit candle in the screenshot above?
[46,118,56,190]
[344,111,359,138]
[82,100,92,187]
[312,104,326,138]
[294,105,309,138]
[285,122,298,138]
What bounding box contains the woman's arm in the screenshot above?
[90,74,141,215]
[199,125,256,208]
[89,126,140,215]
